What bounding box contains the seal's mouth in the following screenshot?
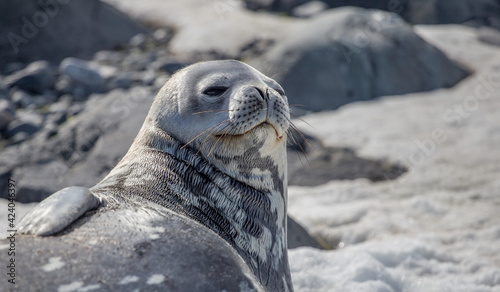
[214,122,284,141]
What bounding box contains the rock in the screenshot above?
[292,1,329,18]
[11,89,34,108]
[287,216,324,249]
[0,99,15,130]
[54,75,73,95]
[3,60,54,94]
[59,57,106,95]
[122,53,155,72]
[251,8,470,112]
[3,62,25,75]
[5,119,40,140]
[8,131,30,144]
[398,0,500,26]
[287,131,406,186]
[243,0,389,13]
[108,73,133,90]
[48,95,71,115]
[67,102,85,116]
[129,33,148,47]
[0,0,147,69]
[157,61,190,75]
[243,0,500,27]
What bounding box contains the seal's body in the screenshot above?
[5,60,293,291]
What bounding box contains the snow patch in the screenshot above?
[41,257,65,272]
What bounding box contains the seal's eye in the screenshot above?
[203,86,228,96]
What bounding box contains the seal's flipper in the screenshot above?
[17,186,101,236]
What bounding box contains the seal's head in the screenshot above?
[145,60,291,188]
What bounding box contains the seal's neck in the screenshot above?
[94,126,293,292]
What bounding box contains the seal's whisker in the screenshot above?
[186,120,232,167]
[287,129,310,166]
[289,104,308,108]
[289,113,313,128]
[207,126,232,158]
[181,119,231,150]
[287,118,316,153]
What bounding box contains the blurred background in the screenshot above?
[1,0,499,291]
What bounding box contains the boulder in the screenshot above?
[251,8,470,112]
[243,0,500,28]
[0,0,147,69]
[4,110,44,144]
[3,60,54,94]
[59,57,106,95]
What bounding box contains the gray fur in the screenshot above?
[5,60,293,292]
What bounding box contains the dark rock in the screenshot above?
[243,0,500,27]
[3,60,54,94]
[108,73,132,90]
[5,121,40,139]
[3,62,25,75]
[251,8,470,112]
[287,131,407,186]
[59,57,106,94]
[11,89,34,108]
[0,99,15,130]
[0,0,148,68]
[8,131,30,145]
[287,216,324,249]
[398,0,500,26]
[46,112,66,125]
[0,85,8,100]
[33,92,57,107]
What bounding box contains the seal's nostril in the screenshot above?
[254,87,265,99]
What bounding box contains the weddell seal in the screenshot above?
[2,60,294,291]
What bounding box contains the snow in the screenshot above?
[287,25,500,292]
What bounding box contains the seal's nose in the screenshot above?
[254,86,266,100]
